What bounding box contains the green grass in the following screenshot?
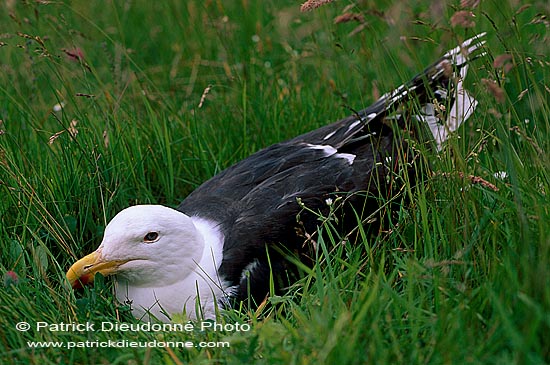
[1,0,549,364]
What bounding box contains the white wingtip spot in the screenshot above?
[305,143,337,157]
[366,113,377,121]
[346,120,361,134]
[322,131,336,140]
[305,143,355,164]
[336,153,356,165]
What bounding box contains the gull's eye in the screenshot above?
[143,231,160,243]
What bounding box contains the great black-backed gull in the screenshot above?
[67,33,486,322]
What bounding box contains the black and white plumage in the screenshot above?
[67,33,486,322]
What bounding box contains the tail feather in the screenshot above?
[402,33,486,149]
[425,32,486,149]
[304,33,486,150]
[357,33,486,150]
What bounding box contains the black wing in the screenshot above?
[177,33,486,304]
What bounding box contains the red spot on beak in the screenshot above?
[72,273,94,290]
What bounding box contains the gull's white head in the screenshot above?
[66,205,204,289]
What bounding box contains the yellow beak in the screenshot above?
[66,249,129,289]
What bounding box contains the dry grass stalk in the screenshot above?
[68,120,78,138]
[517,89,528,100]
[349,23,368,37]
[510,126,544,155]
[425,259,466,268]
[334,13,365,24]
[460,0,480,9]
[49,120,78,144]
[48,131,63,144]
[76,93,95,98]
[439,172,500,192]
[465,173,499,192]
[198,84,213,108]
[103,130,109,149]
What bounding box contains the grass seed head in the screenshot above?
[493,54,514,73]
[300,0,336,12]
[450,10,476,28]
[482,78,506,103]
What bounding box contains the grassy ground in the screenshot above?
[1,0,549,364]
